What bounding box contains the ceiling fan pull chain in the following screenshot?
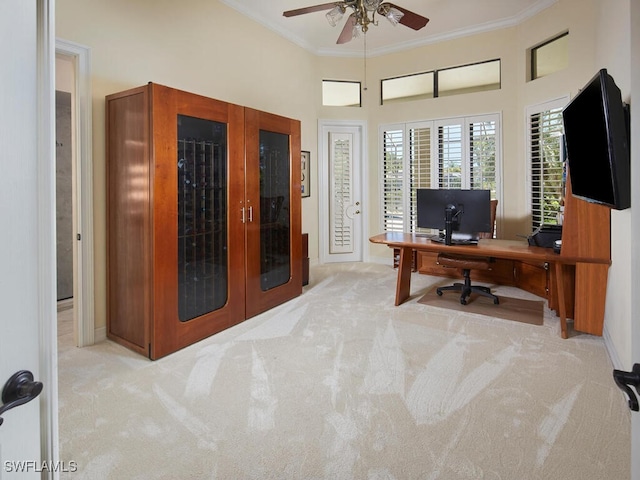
[363,32,368,92]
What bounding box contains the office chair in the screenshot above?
[435,199,499,305]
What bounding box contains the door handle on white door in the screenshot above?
[346,202,362,218]
[613,364,640,411]
[0,370,43,426]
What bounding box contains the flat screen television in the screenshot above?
[416,189,491,245]
[561,68,630,210]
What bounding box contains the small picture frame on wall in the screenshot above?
[301,150,310,198]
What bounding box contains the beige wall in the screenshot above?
[356,0,605,260]
[56,0,320,332]
[593,0,632,367]
[57,0,632,364]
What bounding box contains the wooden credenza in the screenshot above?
[106,83,302,359]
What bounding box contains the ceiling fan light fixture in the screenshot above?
[385,7,404,26]
[325,5,345,27]
[363,0,382,12]
[284,1,429,45]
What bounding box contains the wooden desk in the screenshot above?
[370,233,611,339]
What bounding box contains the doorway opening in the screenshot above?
[55,40,95,347]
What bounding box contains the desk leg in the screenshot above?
[395,247,413,306]
[554,262,568,339]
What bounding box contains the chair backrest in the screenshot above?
[478,199,498,239]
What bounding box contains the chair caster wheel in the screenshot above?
[460,298,467,305]
[493,298,499,305]
[436,290,443,296]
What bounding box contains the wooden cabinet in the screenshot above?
[244,107,302,318]
[302,233,309,286]
[106,83,301,359]
[558,175,610,335]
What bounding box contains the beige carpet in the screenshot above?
[418,286,544,326]
[57,262,630,479]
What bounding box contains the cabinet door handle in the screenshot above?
[248,206,253,222]
[241,207,246,224]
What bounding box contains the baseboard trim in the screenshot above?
[94,326,107,343]
[602,323,623,370]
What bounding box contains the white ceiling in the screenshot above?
[220,0,558,57]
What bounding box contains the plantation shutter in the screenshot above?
[437,123,463,189]
[408,124,432,232]
[382,129,404,232]
[529,106,565,228]
[329,132,354,253]
[468,119,498,195]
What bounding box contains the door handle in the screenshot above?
[613,364,640,411]
[0,370,43,426]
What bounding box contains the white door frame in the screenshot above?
[318,119,368,264]
[55,39,95,347]
[38,0,58,467]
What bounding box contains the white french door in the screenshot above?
[318,121,366,263]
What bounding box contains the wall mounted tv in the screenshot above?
[561,68,630,210]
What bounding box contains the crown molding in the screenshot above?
[221,0,559,58]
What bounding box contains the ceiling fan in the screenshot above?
[283,0,429,44]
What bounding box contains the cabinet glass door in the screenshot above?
[244,108,301,319]
[177,115,227,321]
[259,130,291,291]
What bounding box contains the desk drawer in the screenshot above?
[514,261,548,298]
[417,252,515,285]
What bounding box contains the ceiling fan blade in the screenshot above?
[382,3,429,30]
[336,14,357,44]
[283,2,338,17]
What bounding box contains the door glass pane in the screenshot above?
[260,130,290,291]
[177,115,227,321]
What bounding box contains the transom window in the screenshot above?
[530,32,569,80]
[381,59,500,105]
[322,80,361,107]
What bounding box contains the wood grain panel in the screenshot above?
[149,84,246,359]
[106,86,151,354]
[573,263,609,335]
[244,108,302,318]
[106,83,301,359]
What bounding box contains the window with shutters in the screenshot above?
[382,128,404,232]
[527,98,568,230]
[381,114,500,234]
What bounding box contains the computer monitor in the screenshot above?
[416,188,492,245]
